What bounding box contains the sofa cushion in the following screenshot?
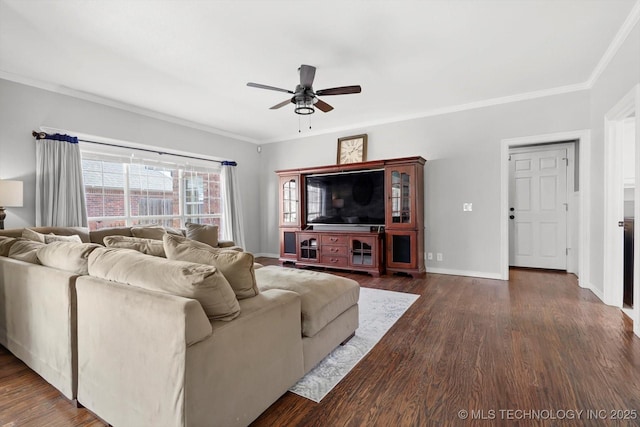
[23,228,84,244]
[1,227,90,242]
[103,235,166,258]
[89,226,133,244]
[163,234,259,299]
[22,228,49,243]
[130,225,166,240]
[44,234,83,244]
[131,225,183,240]
[185,222,219,247]
[88,247,240,321]
[8,239,46,264]
[0,236,18,257]
[255,266,360,337]
[37,241,102,274]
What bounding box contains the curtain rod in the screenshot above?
[31,131,236,166]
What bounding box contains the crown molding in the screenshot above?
[0,70,259,144]
[264,82,590,144]
[587,0,640,88]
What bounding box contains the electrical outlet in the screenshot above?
[427,252,433,260]
[436,253,443,261]
[463,203,473,211]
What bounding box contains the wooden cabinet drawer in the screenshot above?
[320,255,348,267]
[322,245,348,256]
[321,235,348,246]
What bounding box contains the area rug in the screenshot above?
[289,287,420,402]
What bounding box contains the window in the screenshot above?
[306,183,322,222]
[81,150,223,233]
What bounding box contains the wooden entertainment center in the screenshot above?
[276,156,425,277]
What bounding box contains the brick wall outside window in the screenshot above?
[81,153,223,234]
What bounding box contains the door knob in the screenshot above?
[510,207,515,211]
[510,215,515,219]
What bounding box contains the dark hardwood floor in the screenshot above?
[2,260,640,426]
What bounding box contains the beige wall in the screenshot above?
[0,79,262,252]
[259,91,590,276]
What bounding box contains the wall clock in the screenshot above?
[337,134,368,164]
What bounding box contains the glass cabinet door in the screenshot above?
[386,165,414,228]
[279,175,300,227]
[299,236,318,261]
[351,238,374,266]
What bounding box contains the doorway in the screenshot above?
[500,130,591,286]
[604,85,639,334]
[622,116,636,311]
[508,144,573,270]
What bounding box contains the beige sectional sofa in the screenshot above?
[0,226,360,426]
[0,256,80,400]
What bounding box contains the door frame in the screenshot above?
[500,130,591,288]
[508,143,575,271]
[604,84,640,337]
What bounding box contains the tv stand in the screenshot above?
[295,229,385,276]
[276,156,426,277]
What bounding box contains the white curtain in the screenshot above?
[35,134,88,227]
[221,161,246,249]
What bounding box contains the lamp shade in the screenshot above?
[0,180,23,207]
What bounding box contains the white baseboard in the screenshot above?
[248,261,503,279]
[583,281,605,303]
[254,253,279,259]
[426,267,503,280]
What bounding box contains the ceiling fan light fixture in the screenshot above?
[294,99,314,115]
[248,64,360,116]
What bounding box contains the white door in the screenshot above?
[509,148,568,269]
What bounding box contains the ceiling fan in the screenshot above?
[247,64,361,115]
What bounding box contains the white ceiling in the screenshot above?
[0,0,637,143]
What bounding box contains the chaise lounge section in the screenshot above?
[256,266,360,373]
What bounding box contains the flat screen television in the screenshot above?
[305,169,385,226]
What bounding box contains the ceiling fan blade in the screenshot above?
[316,85,362,96]
[247,82,294,94]
[314,98,334,112]
[270,99,293,110]
[299,65,316,88]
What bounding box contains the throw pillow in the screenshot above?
[131,225,183,240]
[22,228,48,243]
[0,236,18,257]
[0,236,18,256]
[163,234,259,299]
[130,225,166,240]
[103,235,166,257]
[8,239,47,264]
[37,241,102,275]
[185,222,219,247]
[88,247,240,321]
[44,234,83,244]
